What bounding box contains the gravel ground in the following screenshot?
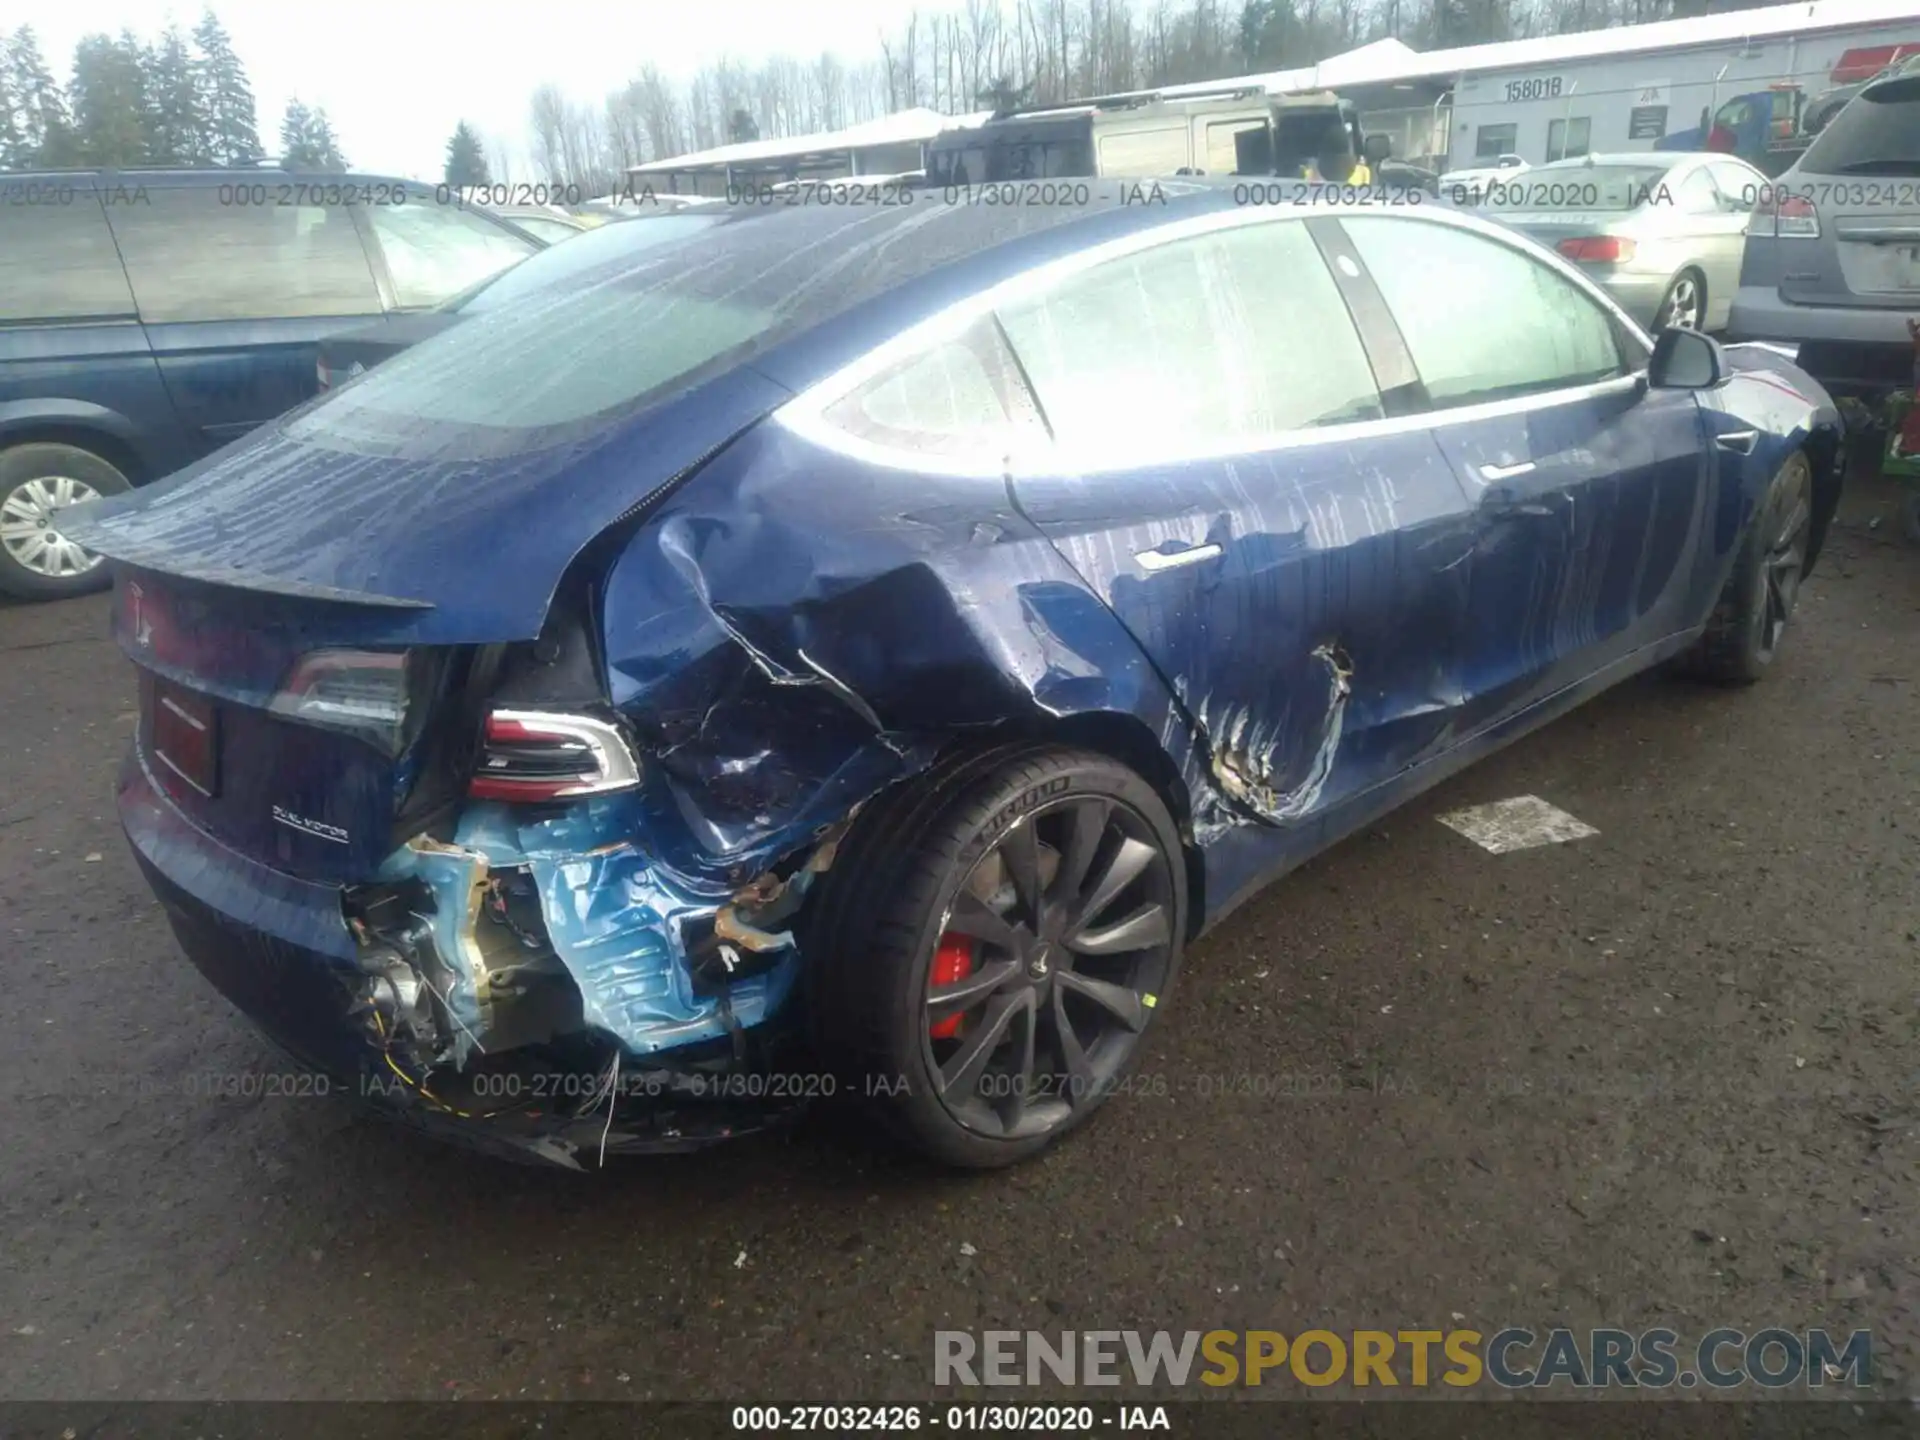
[1,465,1916,1406]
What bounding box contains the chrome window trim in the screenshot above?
[773,201,1656,480]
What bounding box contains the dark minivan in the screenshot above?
[0,169,543,599]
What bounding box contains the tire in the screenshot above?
[1681,450,1813,684]
[1656,269,1705,332]
[0,442,131,601]
[806,744,1187,1169]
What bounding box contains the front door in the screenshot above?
[1338,213,1708,730]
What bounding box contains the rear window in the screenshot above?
[110,187,382,323]
[0,192,136,321]
[1798,75,1920,174]
[1477,164,1674,211]
[284,199,1111,458]
[456,213,724,315]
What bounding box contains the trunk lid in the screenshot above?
[114,568,445,882]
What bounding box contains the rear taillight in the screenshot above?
[270,649,420,754]
[469,709,641,803]
[1556,236,1636,263]
[1748,193,1820,239]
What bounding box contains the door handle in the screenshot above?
[1714,428,1759,456]
[1134,541,1223,572]
[1479,460,1536,481]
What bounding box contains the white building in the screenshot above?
[1153,0,1920,170]
[629,0,1920,187]
[628,108,986,196]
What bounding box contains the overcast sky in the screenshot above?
[18,0,911,180]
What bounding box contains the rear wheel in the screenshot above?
[0,443,130,601]
[1681,450,1812,683]
[807,745,1186,1168]
[1658,269,1705,332]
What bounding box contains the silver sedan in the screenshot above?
[1465,152,1768,332]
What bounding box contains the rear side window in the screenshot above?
[1341,216,1623,409]
[820,319,1044,463]
[1798,75,1920,174]
[995,217,1381,455]
[110,188,381,323]
[365,203,539,308]
[0,193,136,321]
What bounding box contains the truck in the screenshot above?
[1654,42,1920,177]
[921,85,1422,187]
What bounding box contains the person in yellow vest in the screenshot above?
[1300,127,1371,185]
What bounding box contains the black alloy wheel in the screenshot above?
[808,746,1187,1168]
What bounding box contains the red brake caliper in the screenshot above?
[928,932,976,1040]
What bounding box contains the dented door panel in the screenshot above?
[1431,380,1708,731]
[1008,432,1477,869]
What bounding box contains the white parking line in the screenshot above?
[1438,795,1599,854]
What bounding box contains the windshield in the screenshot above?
[1475,164,1674,211]
[1798,75,1920,174]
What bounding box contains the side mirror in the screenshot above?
[1649,327,1727,389]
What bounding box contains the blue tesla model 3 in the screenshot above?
[67,182,1844,1170]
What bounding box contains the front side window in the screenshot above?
[1545,116,1591,162]
[1205,119,1266,172]
[366,203,538,309]
[111,188,380,323]
[1342,216,1624,409]
[0,193,136,322]
[994,218,1382,457]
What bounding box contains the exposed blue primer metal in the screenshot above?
[378,794,798,1059]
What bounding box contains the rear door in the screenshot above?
[1775,75,1920,312]
[1337,213,1708,729]
[997,213,1477,821]
[108,184,386,447]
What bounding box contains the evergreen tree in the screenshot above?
[0,50,21,169]
[192,9,259,165]
[148,24,208,165]
[726,107,759,143]
[443,121,490,186]
[278,99,346,169]
[278,96,314,163]
[69,32,152,167]
[305,105,345,169]
[7,26,80,167]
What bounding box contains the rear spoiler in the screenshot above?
[61,507,432,609]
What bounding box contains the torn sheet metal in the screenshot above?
[1438,796,1599,854]
[378,794,799,1057]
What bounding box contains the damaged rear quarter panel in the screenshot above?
[594,418,1212,890]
